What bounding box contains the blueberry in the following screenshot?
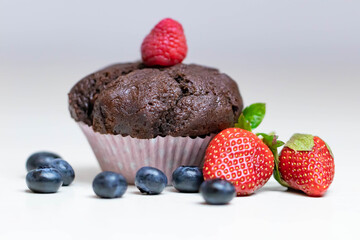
[200,179,236,205]
[172,166,203,193]
[135,167,167,195]
[92,171,128,198]
[26,151,61,171]
[26,168,63,193]
[43,159,75,186]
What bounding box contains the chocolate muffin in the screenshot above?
[69,62,243,139]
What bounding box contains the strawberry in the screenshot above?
[275,134,335,197]
[141,18,187,66]
[203,128,275,195]
[203,103,284,196]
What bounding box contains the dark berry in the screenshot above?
[200,179,236,205]
[26,168,63,193]
[135,167,167,195]
[92,171,128,198]
[26,151,61,171]
[172,166,203,193]
[43,159,75,186]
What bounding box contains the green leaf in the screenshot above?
[234,114,252,131]
[273,167,289,188]
[285,133,314,151]
[325,141,334,159]
[242,103,266,129]
[257,133,284,155]
[257,133,289,188]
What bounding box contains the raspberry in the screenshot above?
[141,18,187,66]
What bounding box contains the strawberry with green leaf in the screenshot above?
[274,134,335,196]
[203,103,284,196]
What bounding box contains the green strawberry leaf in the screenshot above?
[257,133,289,188]
[243,103,266,130]
[258,133,285,150]
[234,114,252,131]
[285,133,314,151]
[325,141,334,159]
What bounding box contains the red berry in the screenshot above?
[278,134,335,197]
[203,128,274,196]
[141,18,187,66]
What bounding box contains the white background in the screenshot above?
[1,0,359,239]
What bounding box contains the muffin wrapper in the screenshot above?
[79,123,214,184]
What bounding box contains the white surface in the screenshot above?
[1,1,360,239]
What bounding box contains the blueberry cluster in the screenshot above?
[25,151,75,193]
[25,153,236,205]
[91,165,235,205]
[172,166,235,205]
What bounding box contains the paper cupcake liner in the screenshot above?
[79,123,214,184]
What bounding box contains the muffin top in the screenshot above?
[68,62,243,139]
